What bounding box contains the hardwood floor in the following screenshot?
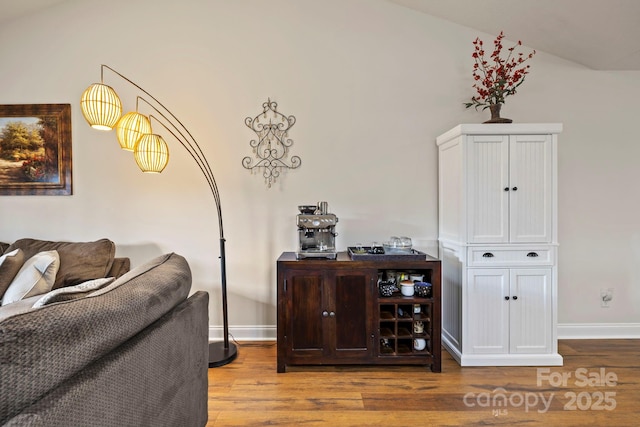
[207,340,639,426]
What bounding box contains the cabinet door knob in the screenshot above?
[512,186,518,191]
[482,252,494,258]
[504,187,510,191]
[322,311,329,317]
[512,296,518,300]
[329,311,336,318]
[504,296,510,300]
[526,252,539,257]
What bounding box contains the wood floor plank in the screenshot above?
[207,340,640,426]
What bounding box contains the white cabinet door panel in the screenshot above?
[467,135,509,243]
[467,269,509,354]
[509,135,553,243]
[509,269,552,354]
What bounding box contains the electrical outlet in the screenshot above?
[600,288,614,308]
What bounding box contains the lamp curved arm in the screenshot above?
[97,65,234,362]
[137,98,222,233]
[102,65,223,238]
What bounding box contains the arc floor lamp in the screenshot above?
[80,64,237,367]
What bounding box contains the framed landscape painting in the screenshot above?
[0,104,72,195]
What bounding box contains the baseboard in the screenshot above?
[459,353,563,367]
[208,323,640,343]
[441,335,462,364]
[209,325,276,342]
[558,323,640,339]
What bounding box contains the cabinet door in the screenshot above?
[467,134,552,244]
[284,269,374,361]
[332,270,375,358]
[509,135,553,243]
[509,269,552,354]
[467,269,509,354]
[284,270,327,360]
[467,135,510,243]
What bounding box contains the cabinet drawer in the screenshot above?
[468,247,554,266]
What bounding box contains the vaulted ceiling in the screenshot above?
[3,0,640,70]
[388,0,640,70]
[2,0,68,24]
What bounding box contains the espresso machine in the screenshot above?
[296,201,338,259]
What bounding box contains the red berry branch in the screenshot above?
[464,31,536,110]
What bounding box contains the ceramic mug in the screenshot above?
[410,274,424,282]
[414,338,427,351]
[379,282,395,297]
[400,280,414,296]
[386,270,397,285]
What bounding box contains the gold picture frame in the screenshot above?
[0,104,72,195]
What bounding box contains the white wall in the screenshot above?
[1,0,638,339]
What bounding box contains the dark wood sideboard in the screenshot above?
[276,251,441,373]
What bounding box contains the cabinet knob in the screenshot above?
[512,296,518,300]
[504,187,509,192]
[526,252,539,257]
[482,252,494,258]
[512,186,518,191]
[329,311,336,318]
[322,311,329,317]
[504,296,510,300]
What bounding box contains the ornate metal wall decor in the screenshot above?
[243,99,301,188]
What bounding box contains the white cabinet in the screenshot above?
[467,133,552,243]
[437,124,562,366]
[467,268,552,355]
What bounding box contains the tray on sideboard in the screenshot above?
[347,247,427,261]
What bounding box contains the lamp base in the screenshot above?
[208,341,238,368]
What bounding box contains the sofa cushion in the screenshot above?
[0,278,115,322]
[108,257,131,278]
[1,251,60,306]
[2,291,209,427]
[0,249,25,299]
[4,238,116,289]
[32,277,115,308]
[0,252,192,424]
[0,294,41,322]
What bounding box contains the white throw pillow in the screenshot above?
[32,277,115,307]
[1,250,60,306]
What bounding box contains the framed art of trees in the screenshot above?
[0,104,72,195]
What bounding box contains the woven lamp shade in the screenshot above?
[134,134,170,173]
[116,112,152,151]
[80,83,122,130]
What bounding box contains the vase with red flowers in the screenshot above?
[464,31,536,123]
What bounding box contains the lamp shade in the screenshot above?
[80,83,122,130]
[116,112,152,151]
[134,134,170,173]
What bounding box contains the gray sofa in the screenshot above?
[0,240,208,427]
